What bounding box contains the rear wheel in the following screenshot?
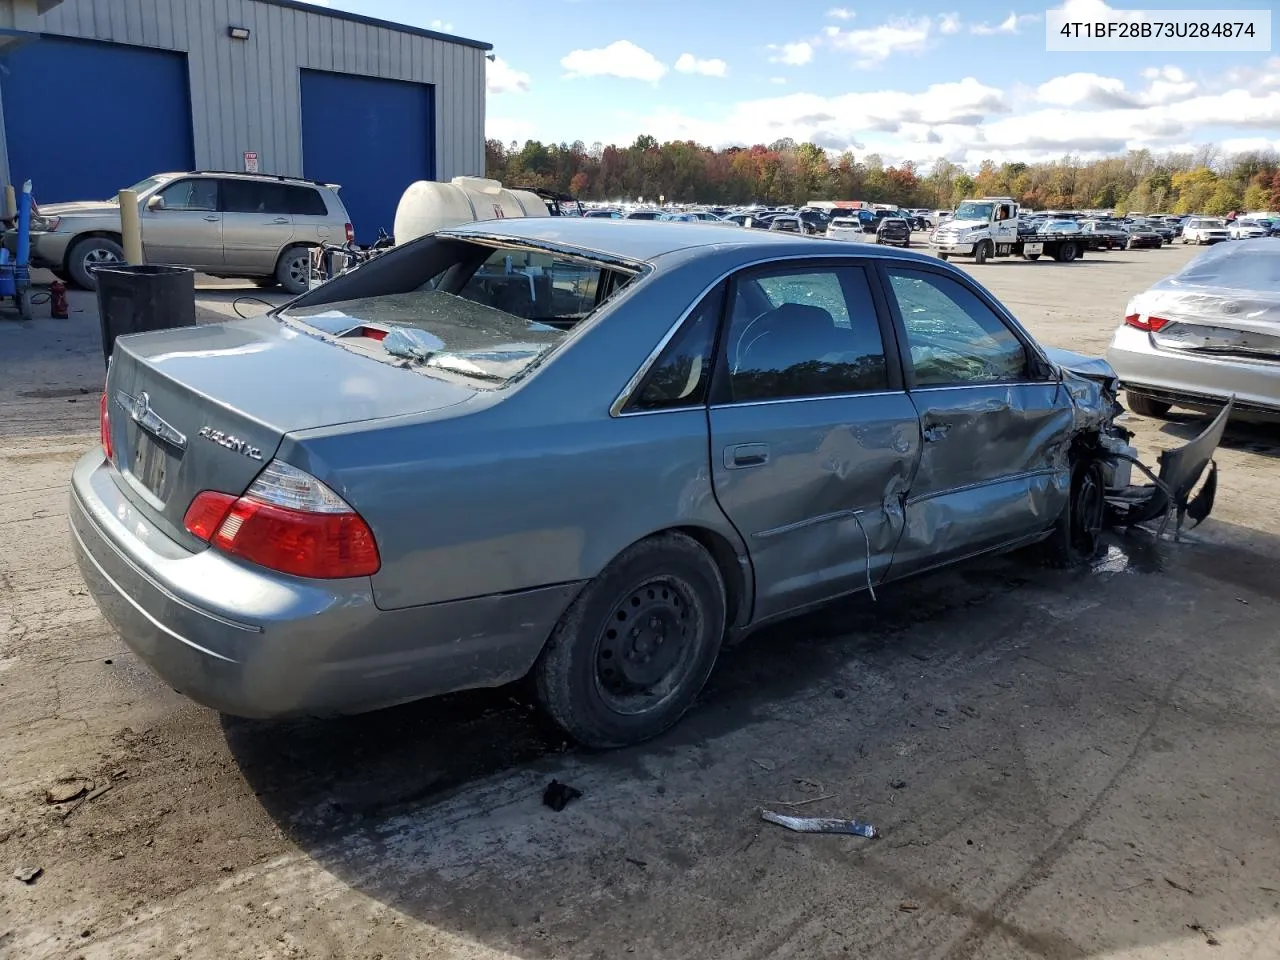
[1041,459,1106,568]
[1125,391,1173,418]
[1054,242,1079,262]
[275,245,313,295]
[534,532,727,748]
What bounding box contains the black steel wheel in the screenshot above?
[1041,459,1106,568]
[534,532,726,748]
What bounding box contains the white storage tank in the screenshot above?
[393,177,549,244]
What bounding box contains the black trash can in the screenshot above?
[94,264,196,368]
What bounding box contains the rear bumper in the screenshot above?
[1107,325,1280,416]
[70,451,582,718]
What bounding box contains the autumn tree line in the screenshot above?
[485,136,1280,215]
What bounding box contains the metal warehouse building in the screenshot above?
[0,0,489,240]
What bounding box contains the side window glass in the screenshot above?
[288,186,329,216]
[627,283,725,412]
[223,180,290,214]
[885,269,1029,386]
[158,179,217,211]
[726,266,889,402]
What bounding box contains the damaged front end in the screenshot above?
[1045,347,1230,539]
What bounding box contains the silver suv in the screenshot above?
[13,172,352,294]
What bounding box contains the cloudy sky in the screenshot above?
[307,0,1279,166]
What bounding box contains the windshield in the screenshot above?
[829,219,859,228]
[282,243,637,386]
[954,201,995,222]
[108,175,168,201]
[1198,219,1227,229]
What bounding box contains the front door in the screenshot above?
[992,202,1018,246]
[877,264,1074,577]
[141,178,222,269]
[708,262,922,621]
[219,179,298,276]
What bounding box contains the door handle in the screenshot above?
[271,217,289,224]
[203,215,220,222]
[922,422,951,443]
[725,443,769,469]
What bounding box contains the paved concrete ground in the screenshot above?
[2,249,1279,960]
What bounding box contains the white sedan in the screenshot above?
[1228,218,1270,240]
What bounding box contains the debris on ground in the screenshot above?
[542,780,582,812]
[45,778,93,805]
[1187,922,1221,946]
[1165,877,1195,895]
[625,857,648,869]
[14,865,42,884]
[889,779,907,790]
[833,688,847,700]
[760,809,879,838]
[899,900,920,912]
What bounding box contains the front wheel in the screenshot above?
[534,532,727,748]
[973,241,990,265]
[938,253,949,261]
[1041,459,1106,568]
[903,238,910,248]
[67,236,125,290]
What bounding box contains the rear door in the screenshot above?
[220,179,297,275]
[707,260,922,621]
[876,263,1073,578]
[142,177,222,269]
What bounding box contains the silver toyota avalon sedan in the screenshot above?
[71,218,1225,747]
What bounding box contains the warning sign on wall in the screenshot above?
[243,151,259,173]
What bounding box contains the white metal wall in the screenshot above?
[30,0,486,182]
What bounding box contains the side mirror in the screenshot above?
[146,195,165,212]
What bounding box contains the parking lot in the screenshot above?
[3,243,1280,959]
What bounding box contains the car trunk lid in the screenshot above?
[104,315,476,548]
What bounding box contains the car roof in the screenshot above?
[441,217,942,267]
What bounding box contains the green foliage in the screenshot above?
[483,138,1280,214]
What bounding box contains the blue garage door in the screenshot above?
[300,69,435,244]
[1,36,193,203]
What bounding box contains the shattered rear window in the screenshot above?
[282,244,638,387]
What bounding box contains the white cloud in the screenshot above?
[768,41,814,66]
[938,12,962,34]
[825,17,932,68]
[486,56,530,95]
[428,18,453,32]
[616,77,1008,153]
[561,41,667,83]
[769,76,787,85]
[1035,67,1199,109]
[970,12,1039,35]
[826,7,854,18]
[675,53,728,77]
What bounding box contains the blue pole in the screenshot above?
[15,180,31,283]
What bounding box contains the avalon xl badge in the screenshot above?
[198,426,264,460]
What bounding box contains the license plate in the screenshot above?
[1024,242,1043,255]
[131,432,176,502]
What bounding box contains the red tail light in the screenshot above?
[183,461,380,579]
[344,222,355,244]
[99,392,113,460]
[1124,313,1169,332]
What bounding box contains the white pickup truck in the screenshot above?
[930,197,1099,264]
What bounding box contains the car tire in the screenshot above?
[938,253,949,261]
[903,238,910,248]
[1125,391,1173,418]
[67,236,125,290]
[1056,242,1079,262]
[1041,458,1106,569]
[973,241,990,265]
[275,245,313,295]
[534,531,727,748]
